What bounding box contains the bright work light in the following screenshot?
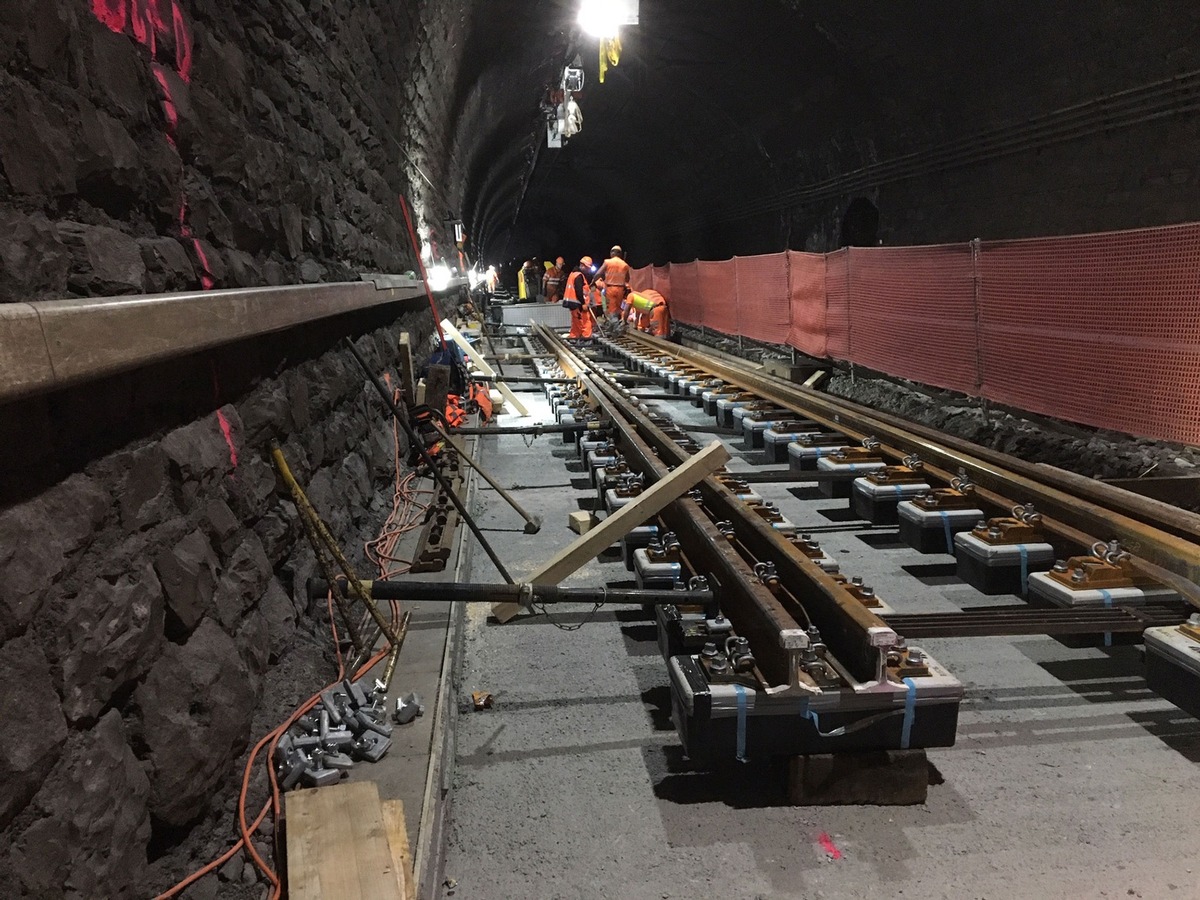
[578,0,638,39]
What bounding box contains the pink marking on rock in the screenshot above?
[91,0,127,34]
[151,68,178,134]
[172,0,193,81]
[215,409,238,469]
[817,832,842,860]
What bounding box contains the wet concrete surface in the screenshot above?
[441,359,1200,900]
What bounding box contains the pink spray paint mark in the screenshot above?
[215,409,238,469]
[817,832,843,860]
[90,0,209,287]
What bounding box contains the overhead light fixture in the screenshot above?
[578,0,638,39]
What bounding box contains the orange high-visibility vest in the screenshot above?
[603,257,630,286]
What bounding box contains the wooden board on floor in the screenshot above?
[492,439,731,621]
[381,799,416,900]
[286,781,407,900]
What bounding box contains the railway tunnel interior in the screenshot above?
[1,1,1200,898]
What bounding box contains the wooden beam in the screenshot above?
[286,780,406,900]
[425,364,451,416]
[440,318,529,417]
[492,440,731,621]
[397,333,416,406]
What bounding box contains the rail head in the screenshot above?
[0,277,466,405]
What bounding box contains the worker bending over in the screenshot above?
[593,245,631,320]
[543,256,565,304]
[624,289,670,337]
[563,257,597,341]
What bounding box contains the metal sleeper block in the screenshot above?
[351,731,392,763]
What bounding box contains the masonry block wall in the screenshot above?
[0,297,453,897]
[0,0,472,304]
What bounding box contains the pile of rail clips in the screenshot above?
[275,678,424,789]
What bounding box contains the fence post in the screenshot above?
[969,237,987,422]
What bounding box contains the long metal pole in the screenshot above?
[312,579,715,607]
[344,338,515,584]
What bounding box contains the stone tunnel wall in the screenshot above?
[0,293,454,897]
[0,0,471,304]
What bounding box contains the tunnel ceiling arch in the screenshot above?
[453,0,1200,267]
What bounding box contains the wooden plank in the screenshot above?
[397,333,416,406]
[426,364,451,415]
[381,799,416,900]
[492,440,731,621]
[286,780,405,900]
[440,318,495,377]
[441,318,530,416]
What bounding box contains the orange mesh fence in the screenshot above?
[697,259,739,333]
[846,245,979,395]
[669,261,702,325]
[977,224,1200,445]
[652,265,672,301]
[630,266,653,292]
[734,253,790,344]
[824,249,851,358]
[627,219,1200,445]
[786,251,827,357]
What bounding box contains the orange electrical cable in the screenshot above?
[159,378,419,899]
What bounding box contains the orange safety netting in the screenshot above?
[787,251,826,357]
[652,265,672,301]
[735,253,790,344]
[824,249,850,359]
[617,220,1200,445]
[696,259,739,333]
[630,265,653,292]
[977,223,1200,445]
[670,261,701,324]
[846,244,979,395]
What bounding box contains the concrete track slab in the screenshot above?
[440,359,1200,900]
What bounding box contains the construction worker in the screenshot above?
[593,245,631,319]
[645,290,670,337]
[624,289,669,337]
[543,256,565,303]
[563,257,594,341]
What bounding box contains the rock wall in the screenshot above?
[0,0,472,304]
[0,295,452,897]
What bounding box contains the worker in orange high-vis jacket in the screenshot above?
[543,256,565,303]
[563,257,594,341]
[593,245,630,319]
[625,289,669,337]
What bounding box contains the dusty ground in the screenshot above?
[440,362,1200,900]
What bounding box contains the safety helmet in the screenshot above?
[610,245,623,257]
[580,255,593,267]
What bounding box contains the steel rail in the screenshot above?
[539,330,817,688]
[883,603,1190,638]
[0,276,464,405]
[620,332,1200,606]
[538,326,896,686]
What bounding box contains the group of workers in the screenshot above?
[549,245,669,341]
